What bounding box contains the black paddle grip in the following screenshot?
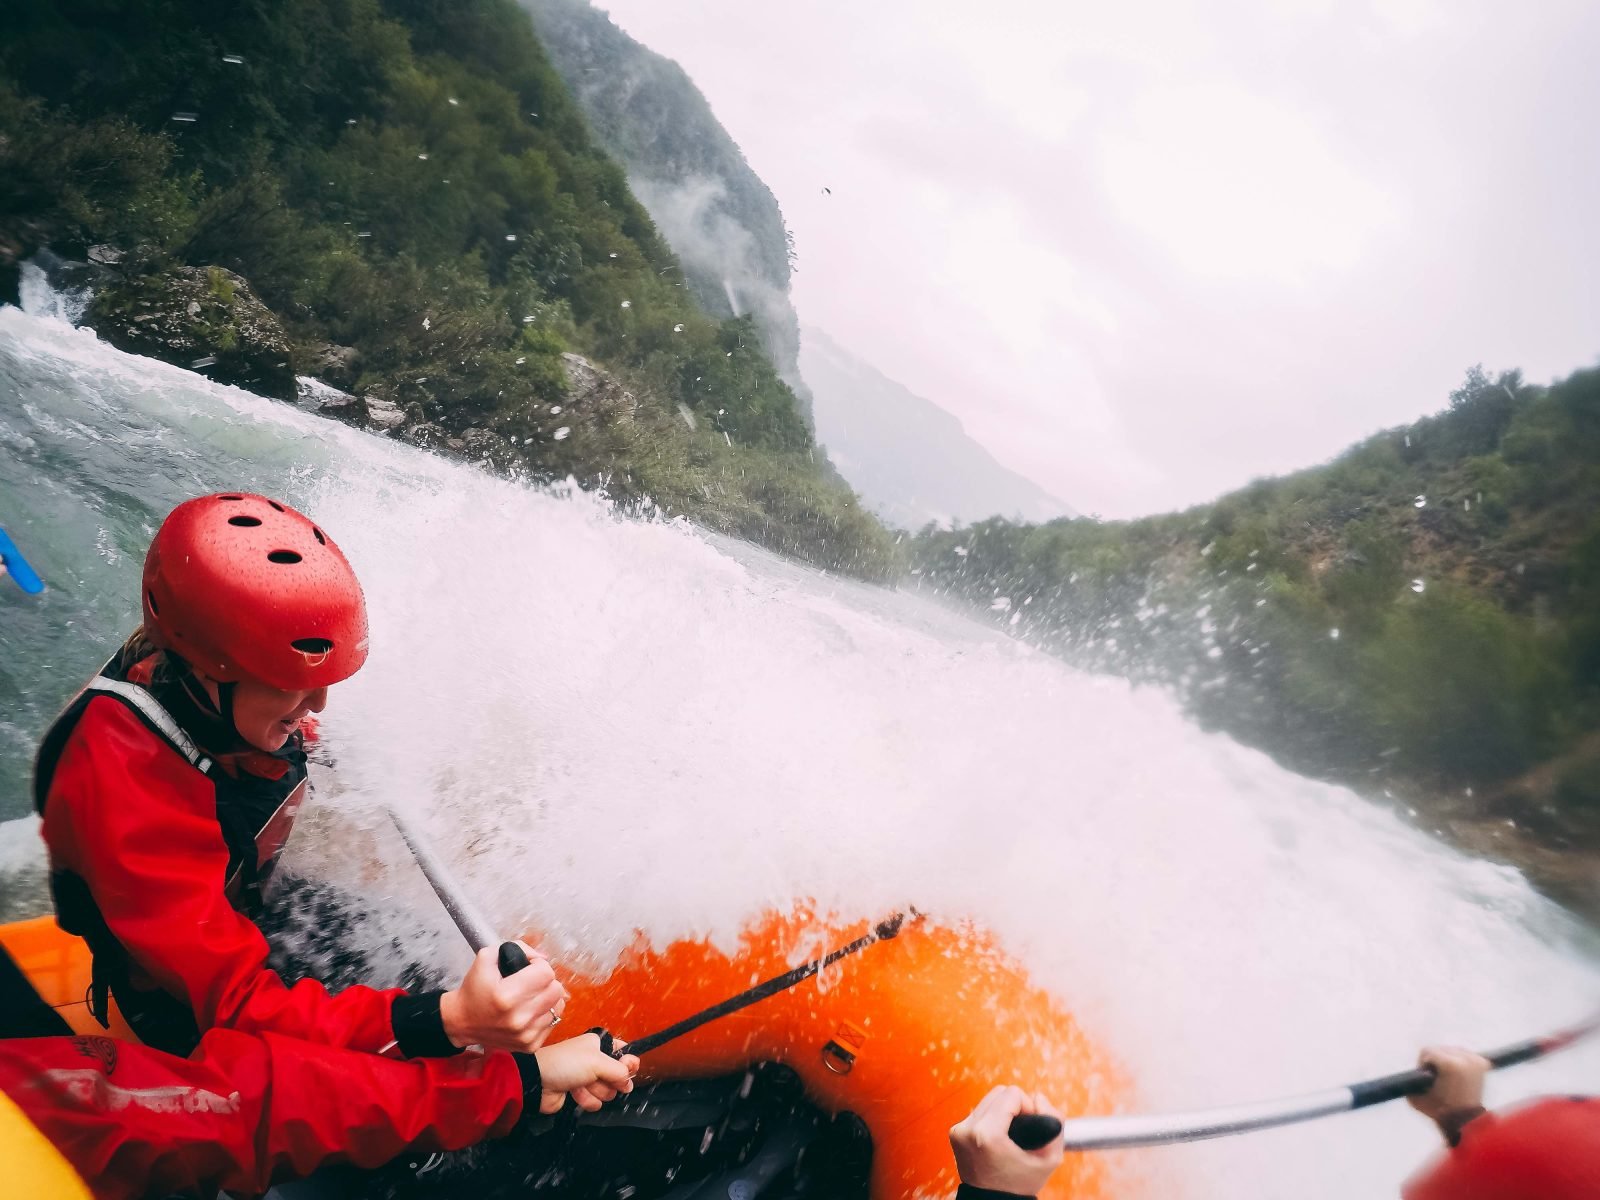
[1349,1065,1436,1109]
[1009,1113,1063,1150]
[498,941,530,977]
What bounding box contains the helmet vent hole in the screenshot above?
[228,515,263,527]
[268,550,303,564]
[146,590,160,616]
[292,638,334,659]
[312,527,326,545]
[219,495,243,501]
[268,500,285,512]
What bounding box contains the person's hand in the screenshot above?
[1408,1046,1490,1122]
[535,1033,640,1114]
[950,1085,1064,1197]
[439,942,567,1053]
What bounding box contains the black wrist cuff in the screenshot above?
[391,991,461,1058]
[1438,1106,1487,1148]
[514,1051,542,1096]
[955,1185,1036,1200]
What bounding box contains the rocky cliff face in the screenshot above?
[86,265,295,399]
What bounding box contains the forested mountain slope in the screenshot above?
[520,0,811,423]
[914,366,1600,915]
[0,0,893,577]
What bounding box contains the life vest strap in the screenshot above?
[84,676,215,777]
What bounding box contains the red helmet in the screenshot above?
[142,493,369,690]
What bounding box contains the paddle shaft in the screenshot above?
[386,806,532,978]
[1008,1011,1600,1151]
[387,805,902,1044]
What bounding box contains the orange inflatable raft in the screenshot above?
[546,909,1124,1199]
[2,910,1126,1200]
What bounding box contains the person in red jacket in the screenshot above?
[0,1029,541,1200]
[1402,1045,1600,1199]
[31,492,633,1159]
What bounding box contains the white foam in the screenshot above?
[1,301,1596,1198]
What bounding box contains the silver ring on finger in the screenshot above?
[548,1010,563,1028]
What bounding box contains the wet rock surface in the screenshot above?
[86,264,295,399]
[305,342,362,390]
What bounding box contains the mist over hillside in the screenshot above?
[520,0,812,423]
[520,0,1076,529]
[804,327,1076,529]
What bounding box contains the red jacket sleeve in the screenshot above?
[42,698,402,1054]
[0,1030,525,1200]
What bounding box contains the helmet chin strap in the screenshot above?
[216,680,241,741]
[169,662,250,753]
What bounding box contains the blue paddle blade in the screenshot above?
[0,527,45,594]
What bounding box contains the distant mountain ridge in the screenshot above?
[803,327,1076,529]
[519,0,811,422]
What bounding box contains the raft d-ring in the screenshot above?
[821,1039,856,1075]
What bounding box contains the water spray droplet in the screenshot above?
[1329,627,1341,640]
[1414,495,1426,508]
[673,324,685,333]
[620,300,632,309]
[1411,579,1425,593]
[222,54,245,64]
[553,427,571,441]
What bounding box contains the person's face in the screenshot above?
[224,678,329,752]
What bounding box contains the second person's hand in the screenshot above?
[535,1033,640,1114]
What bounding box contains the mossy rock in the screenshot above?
[86,265,294,399]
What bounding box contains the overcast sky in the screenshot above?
[595,0,1600,517]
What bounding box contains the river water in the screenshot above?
[1,293,1596,1198]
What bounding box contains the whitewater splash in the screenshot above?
[1,300,1597,1199]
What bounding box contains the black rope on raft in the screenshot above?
[623,912,910,1057]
